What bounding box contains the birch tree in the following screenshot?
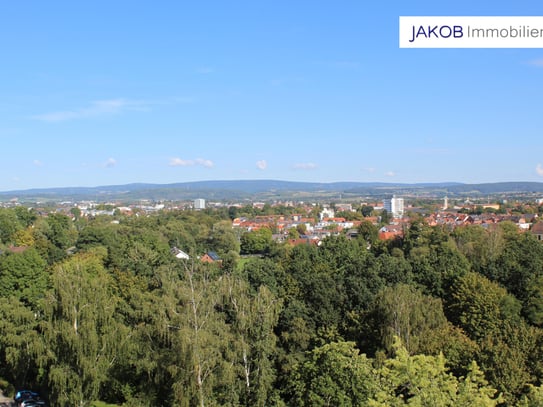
[222,274,281,406]
[42,253,127,407]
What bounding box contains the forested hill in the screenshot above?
[2,180,543,201]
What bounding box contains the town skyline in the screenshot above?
[2,178,543,203]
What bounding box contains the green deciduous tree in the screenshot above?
[517,384,543,407]
[290,341,377,407]
[477,321,539,403]
[290,339,501,407]
[169,262,237,407]
[357,220,378,247]
[32,214,77,264]
[42,253,127,407]
[108,268,177,406]
[361,205,374,217]
[447,272,521,342]
[0,248,48,308]
[242,257,285,297]
[0,298,44,390]
[367,284,448,355]
[13,206,38,228]
[487,232,543,320]
[222,274,282,406]
[453,225,504,274]
[0,208,22,244]
[409,239,470,298]
[240,228,273,255]
[524,275,543,326]
[208,221,240,256]
[370,339,501,407]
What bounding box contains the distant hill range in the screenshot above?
[2,180,543,202]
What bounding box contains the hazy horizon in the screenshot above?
[3,178,543,196]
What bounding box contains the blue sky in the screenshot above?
[1,1,543,191]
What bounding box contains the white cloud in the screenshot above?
[256,160,267,170]
[363,167,376,173]
[195,158,214,168]
[170,158,192,167]
[33,160,43,167]
[385,171,396,177]
[170,157,214,168]
[104,158,117,168]
[536,163,543,176]
[293,162,317,170]
[32,98,149,122]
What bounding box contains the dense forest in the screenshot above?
[2,205,543,406]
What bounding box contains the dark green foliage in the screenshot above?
[453,225,503,273]
[357,219,378,246]
[289,341,377,407]
[366,284,448,355]
[478,321,537,403]
[78,220,174,280]
[486,232,543,319]
[447,272,522,342]
[524,276,543,326]
[208,221,240,256]
[43,213,76,250]
[242,257,284,296]
[0,298,43,390]
[32,214,77,263]
[407,225,471,297]
[360,205,374,217]
[0,208,22,244]
[380,209,390,225]
[240,228,273,254]
[0,248,48,308]
[13,206,38,228]
[374,253,413,286]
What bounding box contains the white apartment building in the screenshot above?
[194,198,206,210]
[383,195,404,218]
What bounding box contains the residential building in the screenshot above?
[335,203,353,212]
[320,207,335,220]
[194,198,206,210]
[201,251,221,263]
[171,247,190,260]
[532,222,543,241]
[378,224,404,240]
[384,195,404,218]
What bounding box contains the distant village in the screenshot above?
[230,195,543,246]
[3,194,543,251]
